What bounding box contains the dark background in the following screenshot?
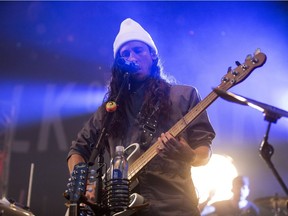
[1,1,288,215]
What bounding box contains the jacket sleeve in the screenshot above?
[67,106,104,162]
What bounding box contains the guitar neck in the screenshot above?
[169,91,218,137]
[68,203,79,216]
[128,90,218,182]
[127,51,266,183]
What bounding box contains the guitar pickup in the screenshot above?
[143,124,156,133]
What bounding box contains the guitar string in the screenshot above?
[128,91,222,180]
[128,83,233,180]
[127,57,262,181]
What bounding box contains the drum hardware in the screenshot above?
[0,197,35,216]
[254,194,288,216]
[0,163,35,216]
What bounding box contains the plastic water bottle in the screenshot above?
[108,145,129,212]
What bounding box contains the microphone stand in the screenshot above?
[87,72,131,213]
[213,88,288,196]
[259,112,288,196]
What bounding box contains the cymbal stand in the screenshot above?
[259,112,288,196]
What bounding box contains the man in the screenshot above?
[67,18,215,216]
[202,176,260,216]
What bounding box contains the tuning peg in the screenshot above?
[249,51,260,64]
[235,60,249,70]
[89,169,96,175]
[88,175,96,182]
[246,54,252,61]
[63,191,70,200]
[86,186,94,193]
[87,169,96,182]
[235,61,241,66]
[254,48,261,55]
[227,66,232,73]
[80,169,87,174]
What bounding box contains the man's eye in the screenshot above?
[134,48,143,54]
[121,51,130,58]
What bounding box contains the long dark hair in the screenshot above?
[103,51,173,138]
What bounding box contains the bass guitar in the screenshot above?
[126,49,266,184]
[116,49,267,216]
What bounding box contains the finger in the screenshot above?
[162,133,179,150]
[157,138,164,153]
[160,133,168,142]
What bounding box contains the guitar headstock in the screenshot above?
[218,49,266,91]
[65,162,89,204]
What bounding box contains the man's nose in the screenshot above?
[127,51,137,61]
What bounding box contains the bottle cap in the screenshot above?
[116,145,124,152]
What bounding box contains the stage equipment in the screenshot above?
[0,197,35,216]
[213,88,288,196]
[254,194,288,216]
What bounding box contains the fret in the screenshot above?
[127,51,266,184]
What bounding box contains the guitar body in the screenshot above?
[124,143,141,165]
[124,143,141,190]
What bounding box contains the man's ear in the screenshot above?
[150,50,157,60]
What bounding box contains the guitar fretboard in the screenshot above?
[128,91,220,181]
[127,51,266,182]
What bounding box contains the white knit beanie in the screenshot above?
[113,18,158,58]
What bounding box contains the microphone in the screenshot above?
[117,58,140,73]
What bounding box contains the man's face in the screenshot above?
[232,184,250,201]
[119,41,156,81]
